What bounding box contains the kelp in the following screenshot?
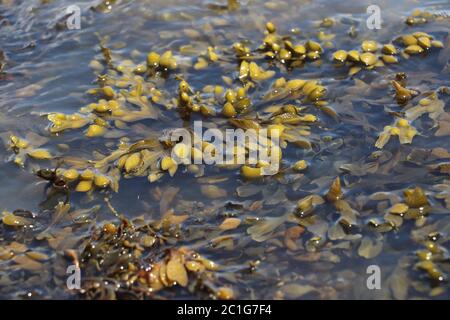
[375,118,418,149]
[0,0,449,300]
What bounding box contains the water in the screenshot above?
[0,0,449,299]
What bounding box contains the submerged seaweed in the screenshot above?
[0,0,449,300]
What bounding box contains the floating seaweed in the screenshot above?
[0,0,449,301]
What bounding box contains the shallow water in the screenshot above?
[0,0,449,299]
